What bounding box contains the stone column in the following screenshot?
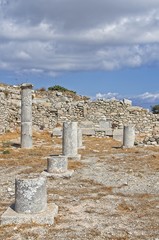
[47,155,68,173]
[77,128,85,149]
[42,155,74,178]
[62,122,81,160]
[21,83,33,148]
[15,174,47,214]
[1,174,58,225]
[123,125,135,148]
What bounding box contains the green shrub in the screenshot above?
[48,85,76,94]
[3,150,10,154]
[152,104,159,114]
[38,87,46,91]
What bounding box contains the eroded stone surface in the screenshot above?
[15,174,47,214]
[47,155,68,173]
[123,125,135,148]
[21,83,33,148]
[1,203,58,225]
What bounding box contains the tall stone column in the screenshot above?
[77,128,85,149]
[62,122,81,160]
[21,83,33,148]
[123,125,135,148]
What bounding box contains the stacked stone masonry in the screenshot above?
[0,84,159,144]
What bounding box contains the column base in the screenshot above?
[122,145,134,149]
[67,154,81,161]
[1,203,58,225]
[41,170,74,179]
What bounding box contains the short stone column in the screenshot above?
[47,155,68,173]
[77,128,85,149]
[15,174,47,213]
[42,155,74,178]
[1,174,58,225]
[123,125,135,148]
[62,122,81,160]
[21,83,33,148]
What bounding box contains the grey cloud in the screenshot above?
[0,0,159,74]
[5,0,159,30]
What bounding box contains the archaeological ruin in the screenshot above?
[0,83,159,145]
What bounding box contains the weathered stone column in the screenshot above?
[77,128,85,149]
[21,83,33,148]
[47,155,68,173]
[123,125,135,148]
[42,155,74,178]
[1,173,58,225]
[62,122,81,160]
[15,174,47,213]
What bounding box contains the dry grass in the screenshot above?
[0,132,159,239]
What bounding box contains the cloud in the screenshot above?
[132,92,159,103]
[95,91,159,109]
[0,0,159,74]
[96,92,120,100]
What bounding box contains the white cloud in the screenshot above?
[96,92,120,100]
[95,91,159,109]
[133,92,159,102]
[0,0,159,74]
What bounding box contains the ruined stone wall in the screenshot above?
[87,99,159,135]
[0,89,8,134]
[0,84,159,141]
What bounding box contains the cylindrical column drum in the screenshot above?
[62,122,78,156]
[123,125,135,148]
[77,128,83,148]
[21,83,33,148]
[47,155,68,173]
[15,174,47,214]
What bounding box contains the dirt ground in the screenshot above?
[0,131,159,240]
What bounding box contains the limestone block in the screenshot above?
[105,128,113,136]
[99,120,112,129]
[1,203,58,225]
[123,98,132,105]
[113,128,123,142]
[81,128,95,136]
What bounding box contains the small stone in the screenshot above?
[7,187,12,192]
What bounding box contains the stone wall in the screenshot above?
[0,84,159,143]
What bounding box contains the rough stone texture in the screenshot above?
[15,174,47,214]
[123,98,132,105]
[1,84,159,145]
[0,90,8,134]
[62,122,81,159]
[52,127,62,137]
[0,135,159,238]
[21,122,32,148]
[123,125,135,148]
[42,170,74,179]
[113,127,123,142]
[21,83,33,148]
[47,155,68,173]
[1,203,58,225]
[77,128,85,149]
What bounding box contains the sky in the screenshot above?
[0,0,159,109]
